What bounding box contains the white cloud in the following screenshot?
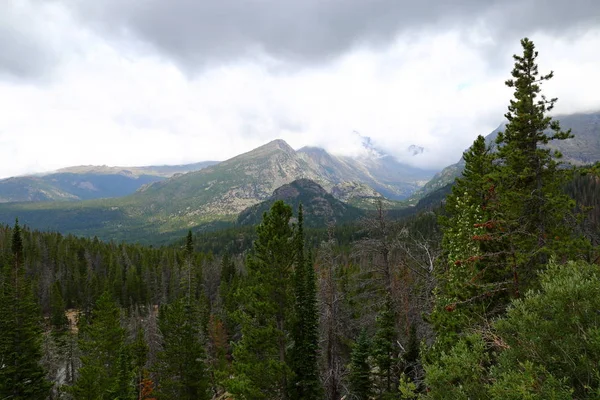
[0,2,599,179]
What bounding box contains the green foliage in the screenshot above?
[426,260,600,398]
[372,296,399,396]
[0,221,51,400]
[492,259,600,397]
[349,329,372,400]
[429,135,500,363]
[69,292,129,400]
[489,361,572,400]
[289,205,322,399]
[50,282,69,333]
[238,179,365,228]
[423,334,490,400]
[156,298,210,400]
[107,347,137,400]
[228,200,295,399]
[493,37,580,290]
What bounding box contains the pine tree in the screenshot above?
[107,346,137,400]
[156,298,210,400]
[218,252,238,335]
[430,136,498,350]
[493,37,579,294]
[0,219,51,400]
[50,281,69,333]
[349,329,372,400]
[227,200,295,399]
[372,295,398,397]
[132,326,149,400]
[69,291,129,399]
[289,205,322,400]
[185,230,194,256]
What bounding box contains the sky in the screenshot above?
[0,0,599,179]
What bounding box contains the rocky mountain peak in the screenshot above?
[259,139,295,154]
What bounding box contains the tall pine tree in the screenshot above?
[494,37,579,294]
[228,200,295,399]
[372,295,399,397]
[156,298,210,400]
[0,219,51,400]
[69,291,129,399]
[289,205,322,399]
[349,329,372,400]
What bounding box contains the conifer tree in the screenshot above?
[372,295,398,397]
[218,252,238,335]
[50,282,69,333]
[493,37,578,293]
[349,329,372,400]
[69,291,129,399]
[227,200,295,399]
[0,219,51,400]
[430,135,497,350]
[156,298,210,400]
[108,347,137,400]
[289,205,322,400]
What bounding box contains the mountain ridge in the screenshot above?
[0,161,219,203]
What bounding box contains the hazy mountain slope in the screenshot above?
[412,111,600,200]
[0,177,79,203]
[55,161,218,177]
[237,179,365,227]
[0,161,218,203]
[298,146,435,200]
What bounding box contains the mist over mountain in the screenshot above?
[412,111,600,199]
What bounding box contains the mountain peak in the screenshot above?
[261,139,295,153]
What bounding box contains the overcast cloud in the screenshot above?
[0,0,599,178]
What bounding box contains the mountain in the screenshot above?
[297,146,434,200]
[0,139,432,242]
[237,179,365,227]
[0,161,218,203]
[412,111,600,200]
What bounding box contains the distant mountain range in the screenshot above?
[0,139,432,242]
[412,111,600,199]
[0,161,218,203]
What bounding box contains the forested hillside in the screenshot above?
[1,38,600,400]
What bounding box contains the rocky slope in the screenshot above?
[297,146,434,199]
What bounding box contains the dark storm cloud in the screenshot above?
[67,0,600,69]
[1,0,599,78]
